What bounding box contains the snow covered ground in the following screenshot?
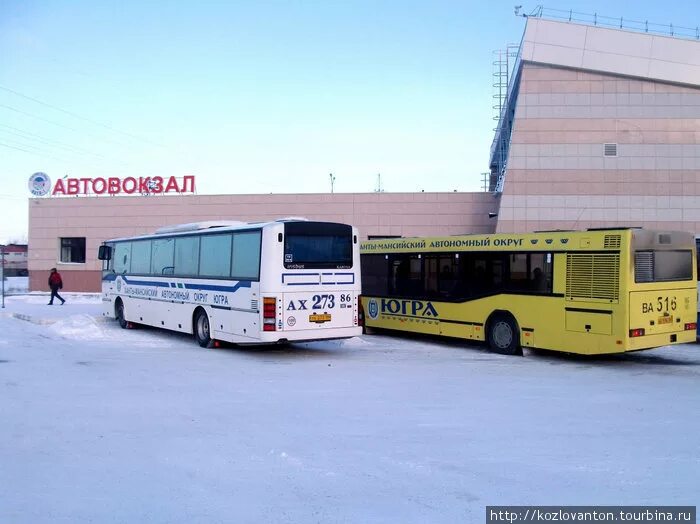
[1,276,28,294]
[1,295,699,523]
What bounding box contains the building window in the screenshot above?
[60,237,86,263]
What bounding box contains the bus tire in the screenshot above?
[487,313,522,356]
[115,299,128,329]
[194,309,212,348]
[362,324,376,335]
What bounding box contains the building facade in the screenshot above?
[1,244,28,277]
[28,192,497,291]
[493,17,700,233]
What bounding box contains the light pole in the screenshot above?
[329,173,336,194]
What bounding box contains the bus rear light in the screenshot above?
[684,322,697,331]
[263,297,277,331]
[357,299,364,327]
[629,328,645,337]
[263,298,276,313]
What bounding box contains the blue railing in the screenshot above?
[527,6,700,41]
[488,33,525,193]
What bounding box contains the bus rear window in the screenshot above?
[284,222,353,269]
[635,250,693,283]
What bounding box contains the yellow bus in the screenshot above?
[360,229,697,356]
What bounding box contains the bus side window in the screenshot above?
[360,254,389,296]
[113,242,132,275]
[492,256,505,289]
[530,253,553,293]
[390,255,422,297]
[130,240,152,275]
[231,231,262,280]
[470,258,488,296]
[422,254,458,299]
[507,253,529,292]
[152,238,175,276]
[438,255,459,297]
[467,254,505,297]
[175,236,200,276]
[423,255,439,298]
[531,267,545,291]
[199,234,232,278]
[391,258,411,296]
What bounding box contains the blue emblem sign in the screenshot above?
[368,298,379,320]
[28,172,52,197]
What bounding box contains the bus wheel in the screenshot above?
[487,314,522,356]
[115,299,128,329]
[194,309,212,348]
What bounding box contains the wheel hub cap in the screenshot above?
[493,321,513,348]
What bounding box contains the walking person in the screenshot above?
[48,268,66,305]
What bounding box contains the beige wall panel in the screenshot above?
[524,18,700,86]
[520,64,700,94]
[498,59,700,233]
[28,192,495,291]
[30,270,101,294]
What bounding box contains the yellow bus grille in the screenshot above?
[566,254,620,302]
[604,234,621,248]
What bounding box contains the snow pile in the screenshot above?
[340,336,372,347]
[2,276,28,294]
[48,314,106,340]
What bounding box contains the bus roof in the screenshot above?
[154,221,248,234]
[104,219,295,243]
[360,228,694,254]
[102,218,349,243]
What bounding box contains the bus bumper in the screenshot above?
[257,326,363,344]
[626,329,697,352]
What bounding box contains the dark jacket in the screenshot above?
[48,271,63,291]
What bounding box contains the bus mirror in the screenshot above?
[98,245,112,261]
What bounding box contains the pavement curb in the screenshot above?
[3,311,110,327]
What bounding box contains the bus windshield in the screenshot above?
[284,222,353,269]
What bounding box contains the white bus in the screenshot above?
[98,219,362,347]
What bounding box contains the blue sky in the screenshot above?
[1,0,698,242]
